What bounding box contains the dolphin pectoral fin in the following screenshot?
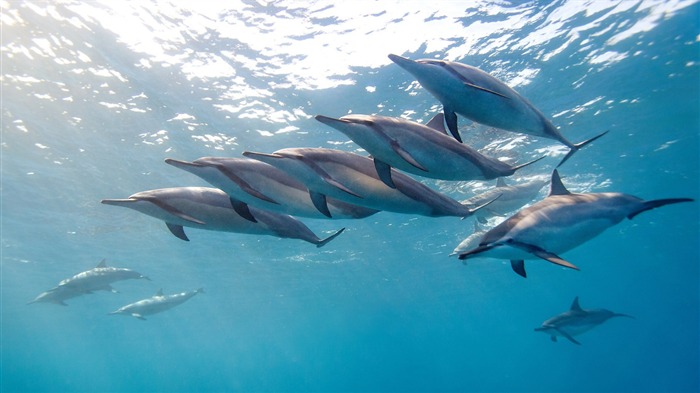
[300,157,362,198]
[443,107,462,143]
[229,198,257,223]
[510,260,527,278]
[390,140,428,172]
[217,166,279,205]
[463,82,511,99]
[506,240,580,271]
[557,130,609,168]
[166,223,190,241]
[316,227,345,248]
[556,328,581,345]
[425,113,448,135]
[133,313,146,321]
[309,191,332,218]
[146,198,206,225]
[373,158,396,189]
[627,198,694,219]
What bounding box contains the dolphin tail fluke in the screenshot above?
[557,130,609,168]
[463,194,502,217]
[627,198,694,219]
[316,227,346,248]
[510,155,546,173]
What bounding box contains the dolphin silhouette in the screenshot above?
[388,54,606,166]
[457,170,693,277]
[315,113,543,188]
[535,297,633,345]
[109,288,204,320]
[101,187,344,247]
[164,157,378,219]
[462,177,548,224]
[57,259,150,293]
[243,148,496,218]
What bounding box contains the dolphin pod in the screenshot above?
[535,297,633,345]
[101,187,345,247]
[387,54,607,166]
[457,170,693,277]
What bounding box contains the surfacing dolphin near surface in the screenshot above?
[457,170,693,277]
[101,187,344,247]
[164,157,378,219]
[388,54,607,166]
[535,297,633,345]
[242,148,497,219]
[28,259,150,306]
[109,288,204,320]
[315,113,543,188]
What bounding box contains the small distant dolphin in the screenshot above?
[109,288,204,320]
[164,157,378,219]
[28,260,149,306]
[449,221,489,257]
[243,148,495,218]
[388,54,607,166]
[315,113,542,188]
[28,286,84,306]
[462,177,548,224]
[535,297,633,345]
[101,187,344,247]
[457,170,693,277]
[57,259,150,294]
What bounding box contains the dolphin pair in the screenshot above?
[388,54,607,166]
[28,260,149,306]
[109,288,204,320]
[164,157,378,219]
[536,297,633,345]
[457,170,693,277]
[315,113,543,188]
[242,148,496,218]
[101,187,344,247]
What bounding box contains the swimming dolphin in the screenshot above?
[535,297,633,345]
[101,187,344,247]
[388,54,607,166]
[164,157,378,219]
[109,288,204,320]
[315,113,543,188]
[457,170,693,277]
[462,177,548,224]
[450,221,489,257]
[242,148,496,218]
[28,286,85,306]
[57,259,150,294]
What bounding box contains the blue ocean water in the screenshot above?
[1,1,699,392]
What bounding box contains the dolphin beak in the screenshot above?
[242,151,286,164]
[388,54,417,71]
[315,115,345,126]
[164,158,203,170]
[101,198,138,206]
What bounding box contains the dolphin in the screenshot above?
[457,170,693,277]
[462,177,548,224]
[388,54,607,166]
[449,221,489,257]
[164,157,378,219]
[57,259,150,294]
[242,148,496,218]
[109,288,204,320]
[315,113,543,188]
[535,297,633,345]
[28,286,85,306]
[101,187,344,247]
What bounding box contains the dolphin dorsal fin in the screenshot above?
[570,296,582,312]
[425,113,447,135]
[548,170,571,196]
[496,178,507,187]
[96,259,107,268]
[156,289,164,296]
